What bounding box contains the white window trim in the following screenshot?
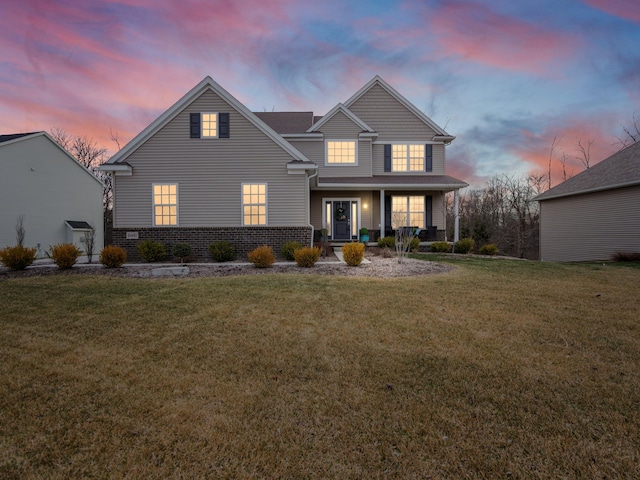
[325,139,358,166]
[201,112,219,139]
[152,183,179,227]
[321,197,362,238]
[241,182,268,226]
[391,143,425,172]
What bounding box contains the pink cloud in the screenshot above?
[583,0,640,23]
[425,1,580,75]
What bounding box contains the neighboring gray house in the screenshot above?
[101,76,467,259]
[0,132,104,258]
[534,141,640,262]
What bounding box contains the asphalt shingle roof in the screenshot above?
[253,112,314,134]
[535,141,640,201]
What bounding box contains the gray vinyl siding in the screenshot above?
[348,84,437,141]
[113,90,307,228]
[0,135,104,253]
[290,139,373,179]
[539,185,640,261]
[318,111,372,177]
[372,143,445,175]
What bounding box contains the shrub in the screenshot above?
[377,236,395,248]
[410,236,420,252]
[100,245,127,268]
[342,242,365,266]
[431,241,451,253]
[294,246,320,267]
[50,243,81,269]
[281,241,303,261]
[479,243,499,256]
[612,251,640,262]
[137,239,167,262]
[209,241,236,262]
[0,245,37,271]
[172,242,193,262]
[454,237,475,254]
[247,245,275,268]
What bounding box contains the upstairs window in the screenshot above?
[327,141,356,165]
[201,113,218,138]
[153,184,177,226]
[393,144,424,172]
[190,112,230,138]
[384,144,433,172]
[242,183,267,225]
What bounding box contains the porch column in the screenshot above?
[454,189,460,242]
[380,189,385,236]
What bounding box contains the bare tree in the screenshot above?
[15,214,26,246]
[617,112,640,147]
[81,229,96,263]
[576,137,594,170]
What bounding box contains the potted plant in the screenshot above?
[359,227,370,243]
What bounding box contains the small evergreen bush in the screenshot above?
[247,245,275,268]
[430,241,451,253]
[50,243,81,269]
[281,240,303,261]
[454,237,475,254]
[342,242,365,266]
[172,242,193,262]
[294,246,320,267]
[0,245,37,271]
[137,239,167,262]
[100,245,127,268]
[410,236,420,252]
[479,243,499,256]
[209,241,236,262]
[377,236,395,248]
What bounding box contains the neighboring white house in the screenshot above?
[534,141,640,262]
[0,132,104,258]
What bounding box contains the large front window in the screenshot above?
[392,144,424,172]
[392,195,424,228]
[153,184,177,226]
[327,141,356,164]
[242,183,267,225]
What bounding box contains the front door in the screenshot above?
[333,201,351,240]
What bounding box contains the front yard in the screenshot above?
[1,257,638,478]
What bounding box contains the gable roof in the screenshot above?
[343,75,454,141]
[535,141,640,201]
[0,132,43,144]
[105,76,312,165]
[0,131,104,187]
[253,112,314,134]
[307,103,375,134]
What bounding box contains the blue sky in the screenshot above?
[1,0,639,188]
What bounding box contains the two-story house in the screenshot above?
[101,76,467,260]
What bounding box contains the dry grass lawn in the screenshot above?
[1,257,639,478]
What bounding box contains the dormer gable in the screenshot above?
[307,104,375,135]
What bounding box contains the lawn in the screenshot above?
[1,258,639,478]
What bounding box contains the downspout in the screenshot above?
[307,169,318,246]
[454,188,460,242]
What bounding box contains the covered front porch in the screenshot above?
[309,176,467,243]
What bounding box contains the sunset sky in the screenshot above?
[2,0,639,189]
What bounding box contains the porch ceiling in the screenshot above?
[315,175,468,191]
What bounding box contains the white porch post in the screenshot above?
[380,189,385,237]
[454,189,460,242]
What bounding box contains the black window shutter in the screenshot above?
[219,113,230,138]
[425,144,433,172]
[426,195,432,227]
[190,113,200,138]
[385,195,392,235]
[384,144,391,172]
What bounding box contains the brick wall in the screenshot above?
[113,226,313,262]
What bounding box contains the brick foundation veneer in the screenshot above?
[113,226,313,262]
